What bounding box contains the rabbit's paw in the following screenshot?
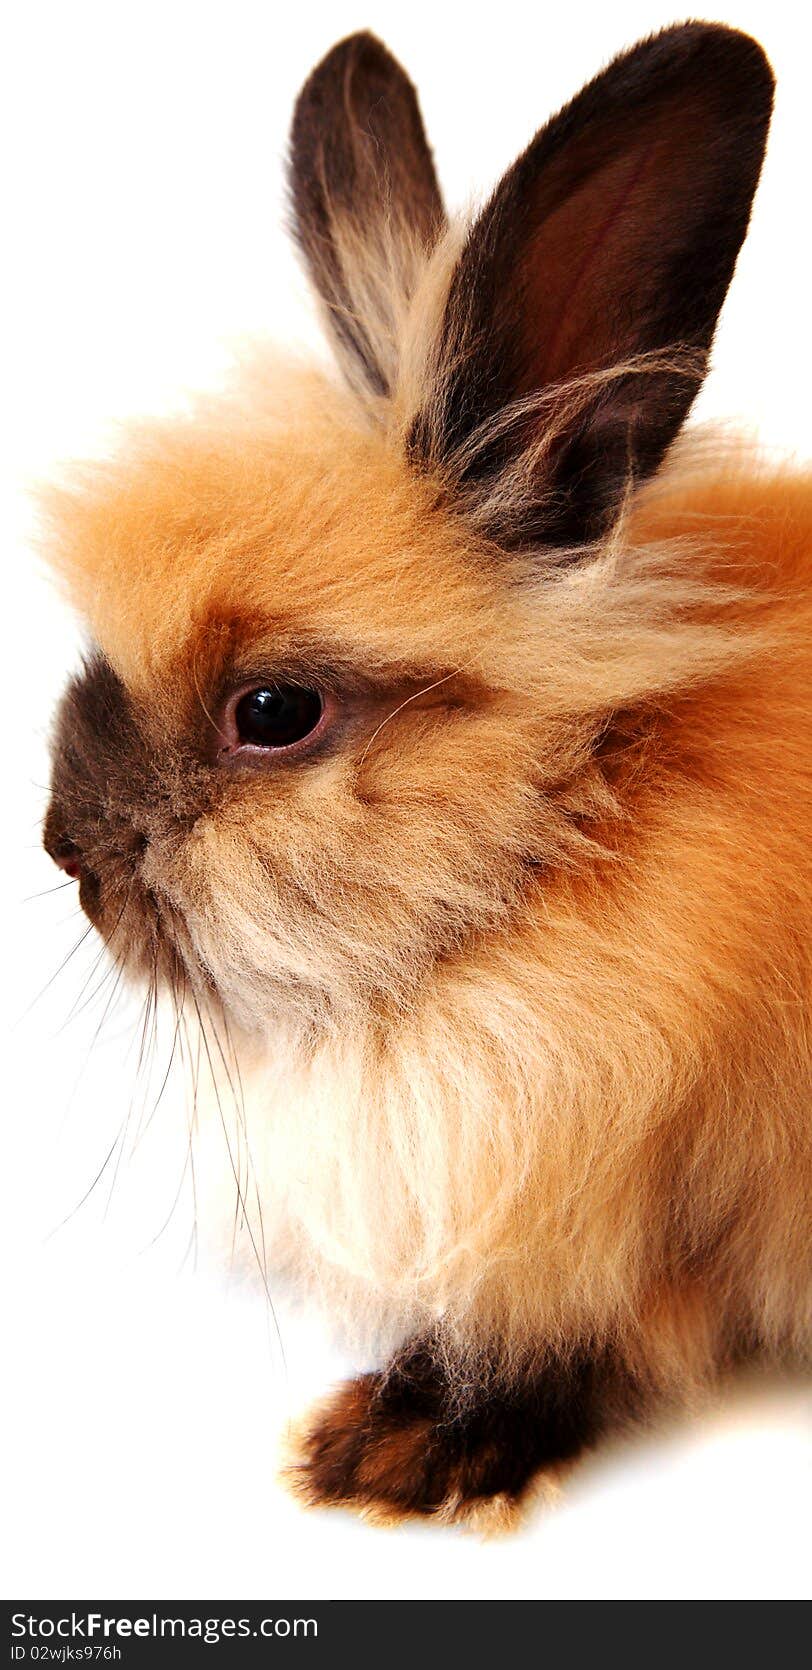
[284,1340,609,1531]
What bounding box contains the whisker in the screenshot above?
[172,1002,203,1275]
[55,956,131,1141]
[45,1126,128,1240]
[356,667,466,770]
[191,650,220,736]
[57,954,120,1034]
[203,999,251,1250]
[140,1114,195,1253]
[218,1003,271,1301]
[130,971,186,1154]
[23,880,77,902]
[16,922,96,1025]
[55,874,135,1033]
[103,952,159,1218]
[177,1212,199,1277]
[190,991,287,1374]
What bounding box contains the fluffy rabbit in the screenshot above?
[43,23,812,1529]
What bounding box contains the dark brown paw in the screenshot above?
[284,1342,601,1529]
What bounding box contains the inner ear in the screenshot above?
[410,24,773,553]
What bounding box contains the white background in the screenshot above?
[2,0,811,1602]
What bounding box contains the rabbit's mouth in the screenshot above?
[43,797,194,1000]
[43,650,218,1001]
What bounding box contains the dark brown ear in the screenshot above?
[409,24,774,554]
[289,32,446,399]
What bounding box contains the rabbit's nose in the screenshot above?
[47,834,83,879]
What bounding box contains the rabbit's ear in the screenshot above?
[289,32,446,399]
[410,24,773,555]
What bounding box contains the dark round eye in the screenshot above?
[233,684,323,749]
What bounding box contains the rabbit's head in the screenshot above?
[43,25,772,1035]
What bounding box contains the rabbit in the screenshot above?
[41,21,812,1531]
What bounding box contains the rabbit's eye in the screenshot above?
[233,685,324,750]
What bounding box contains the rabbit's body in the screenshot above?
[242,442,812,1365]
[43,25,811,1524]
